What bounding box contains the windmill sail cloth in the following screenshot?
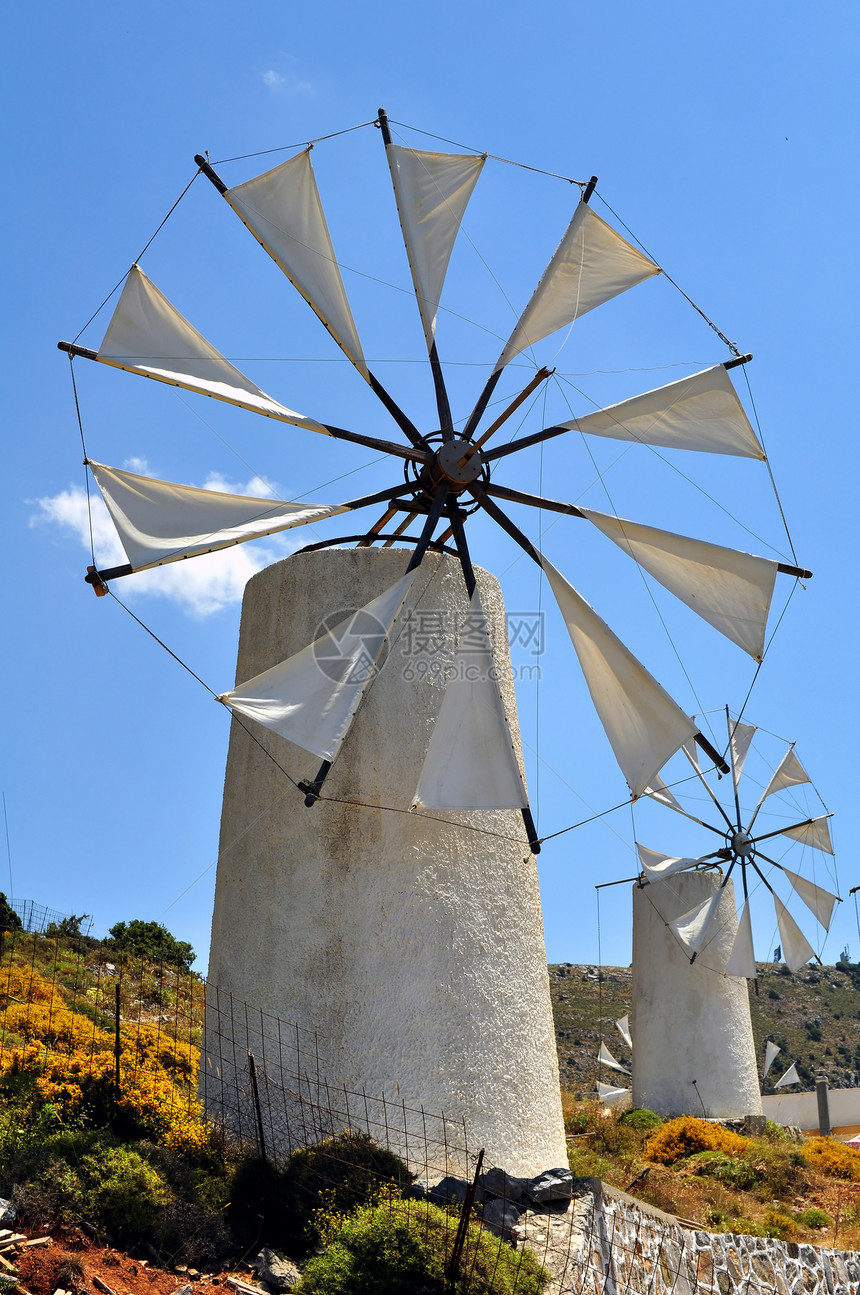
[775,1063,800,1089]
[726,900,756,979]
[616,1015,633,1050]
[581,508,777,661]
[539,555,697,796]
[779,816,835,857]
[773,895,816,972]
[411,590,528,811]
[97,266,325,432]
[494,202,659,372]
[598,1042,629,1075]
[224,151,369,380]
[565,365,765,459]
[669,890,724,960]
[386,145,484,353]
[218,573,414,762]
[763,1040,781,1078]
[729,720,757,784]
[642,775,684,813]
[89,462,348,571]
[781,866,838,929]
[636,843,701,882]
[597,1082,630,1105]
[761,746,810,801]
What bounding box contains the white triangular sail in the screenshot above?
[726,900,756,979]
[218,573,414,762]
[411,589,528,811]
[225,151,369,380]
[778,816,835,857]
[386,145,484,353]
[728,720,757,784]
[775,1062,800,1089]
[761,746,810,801]
[97,266,326,431]
[763,1040,781,1078]
[581,508,777,661]
[566,365,765,459]
[669,890,724,960]
[615,1014,633,1050]
[641,775,684,813]
[636,843,700,882]
[781,866,838,929]
[597,1082,630,1105]
[773,895,816,972]
[495,201,659,371]
[598,1041,629,1075]
[89,462,348,572]
[539,555,697,796]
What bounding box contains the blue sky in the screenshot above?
[3,1,858,974]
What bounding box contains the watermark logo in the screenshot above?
[312,607,390,684]
[311,606,545,685]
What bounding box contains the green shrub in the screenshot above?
[747,1144,808,1199]
[797,1207,832,1229]
[567,1145,611,1180]
[227,1133,414,1258]
[79,1143,172,1236]
[299,1193,546,1294]
[619,1108,662,1132]
[692,1150,760,1192]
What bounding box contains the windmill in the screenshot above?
[56,110,813,1164]
[57,108,812,842]
[635,708,839,977]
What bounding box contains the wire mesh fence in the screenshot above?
[9,896,94,936]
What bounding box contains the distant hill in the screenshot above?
[549,961,860,1097]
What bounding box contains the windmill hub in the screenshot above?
[433,439,487,489]
[730,828,755,858]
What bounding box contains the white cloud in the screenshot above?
[31,477,301,619]
[261,68,314,97]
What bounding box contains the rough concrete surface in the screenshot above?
[632,871,762,1117]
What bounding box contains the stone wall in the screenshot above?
[515,1180,860,1295]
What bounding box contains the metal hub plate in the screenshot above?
[436,439,485,486]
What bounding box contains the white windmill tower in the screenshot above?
[631,711,838,1117]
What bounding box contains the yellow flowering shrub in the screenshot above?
[804,1137,860,1181]
[0,964,209,1155]
[644,1115,750,1165]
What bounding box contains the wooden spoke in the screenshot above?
[483,482,585,518]
[482,424,568,462]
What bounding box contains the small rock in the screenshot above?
[171,1285,193,1295]
[188,1271,200,1281]
[480,1168,528,1205]
[253,1249,300,1293]
[427,1176,471,1206]
[480,1198,521,1239]
[175,1268,188,1275]
[0,1203,15,1228]
[525,1167,576,1204]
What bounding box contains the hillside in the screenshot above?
[550,961,860,1098]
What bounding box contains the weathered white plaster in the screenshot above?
[203,548,567,1176]
[632,871,762,1118]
